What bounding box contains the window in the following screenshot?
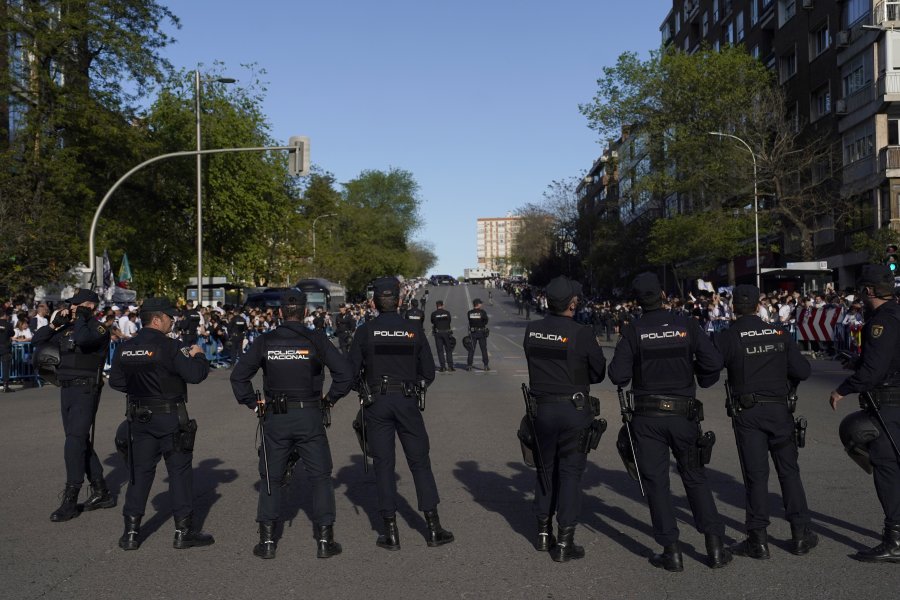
[703,11,709,36]
[736,11,745,41]
[714,39,721,52]
[812,84,831,120]
[780,49,797,83]
[751,45,760,59]
[684,35,691,51]
[713,0,720,22]
[843,123,875,164]
[726,20,734,44]
[889,119,900,146]
[751,0,759,25]
[779,0,796,27]
[675,11,681,34]
[786,102,799,133]
[811,23,829,58]
[842,55,866,96]
[844,0,868,27]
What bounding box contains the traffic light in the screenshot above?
[288,136,310,177]
[888,254,898,272]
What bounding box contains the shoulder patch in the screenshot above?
[97,325,106,334]
[872,324,884,339]
[180,347,192,357]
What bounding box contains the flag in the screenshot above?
[118,253,133,283]
[102,249,115,291]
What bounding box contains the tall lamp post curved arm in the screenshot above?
[708,131,760,290]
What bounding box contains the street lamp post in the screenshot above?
[195,69,235,306]
[708,131,760,290]
[312,213,336,271]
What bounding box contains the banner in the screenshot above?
[118,253,133,284]
[796,307,841,342]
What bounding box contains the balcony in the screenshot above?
[882,146,900,176]
[874,1,900,27]
[846,83,876,113]
[878,73,900,103]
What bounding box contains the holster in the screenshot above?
[787,388,799,414]
[578,418,608,454]
[352,409,373,456]
[173,402,197,453]
[677,429,715,470]
[794,416,807,448]
[689,399,705,423]
[268,393,288,415]
[416,381,426,412]
[589,395,601,417]
[517,415,536,467]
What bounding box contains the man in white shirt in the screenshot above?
[778,300,794,325]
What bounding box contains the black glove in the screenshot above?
[75,306,93,321]
[51,311,68,328]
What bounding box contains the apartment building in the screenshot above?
[476,216,522,275]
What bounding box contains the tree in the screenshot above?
[0,0,178,296]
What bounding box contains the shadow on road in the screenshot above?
[333,454,428,542]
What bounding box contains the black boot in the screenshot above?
[83,479,116,512]
[316,524,343,558]
[424,509,454,547]
[733,528,770,559]
[118,516,142,550]
[789,523,818,556]
[2,384,14,393]
[253,521,276,559]
[173,514,215,549]
[535,516,556,552]
[376,516,401,551]
[705,533,733,569]
[549,525,585,562]
[50,485,81,522]
[649,543,684,572]
[854,525,900,563]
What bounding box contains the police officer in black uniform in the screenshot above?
[715,284,817,559]
[177,304,202,346]
[430,300,454,372]
[108,297,213,551]
[336,304,357,355]
[405,298,425,324]
[0,308,13,393]
[231,290,353,559]
[830,264,900,563]
[466,299,489,371]
[228,309,248,365]
[33,289,115,522]
[523,276,606,561]
[349,276,454,550]
[608,273,731,571]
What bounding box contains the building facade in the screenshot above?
[476,216,522,275]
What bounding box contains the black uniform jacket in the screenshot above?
[109,327,209,396]
[837,301,900,396]
[230,321,353,408]
[33,315,110,379]
[715,314,810,397]
[524,313,606,396]
[608,308,722,397]
[350,312,435,387]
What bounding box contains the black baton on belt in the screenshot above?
[522,383,551,494]
[256,390,271,496]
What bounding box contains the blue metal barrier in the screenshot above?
[1,342,40,385]
[104,341,120,372]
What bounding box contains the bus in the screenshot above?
[294,278,346,314]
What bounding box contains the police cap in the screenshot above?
[732,284,760,309]
[857,264,895,297]
[280,290,307,306]
[372,276,400,298]
[140,297,179,317]
[473,298,483,306]
[545,276,582,312]
[632,272,662,309]
[411,298,419,308]
[66,289,100,305]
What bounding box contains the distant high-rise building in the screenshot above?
[476,215,522,275]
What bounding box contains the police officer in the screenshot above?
[524,276,606,561]
[349,276,453,550]
[608,273,731,571]
[177,304,202,346]
[466,299,489,371]
[430,300,454,372]
[830,264,900,563]
[336,304,357,355]
[0,308,13,393]
[421,289,429,311]
[405,298,425,324]
[228,308,248,365]
[715,284,817,559]
[33,289,115,521]
[108,297,213,551]
[231,290,353,559]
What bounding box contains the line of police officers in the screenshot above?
[33,268,899,566]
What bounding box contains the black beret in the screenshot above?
[858,264,896,295]
[140,297,179,317]
[280,290,307,306]
[546,276,583,309]
[372,276,400,298]
[66,289,100,305]
[732,284,760,307]
[631,272,661,307]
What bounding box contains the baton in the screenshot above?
[617,387,645,497]
[725,379,749,484]
[359,377,372,474]
[864,392,900,464]
[256,390,271,496]
[522,383,551,494]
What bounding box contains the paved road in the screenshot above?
[1,285,897,599]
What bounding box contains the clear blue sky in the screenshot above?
[158,1,671,277]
